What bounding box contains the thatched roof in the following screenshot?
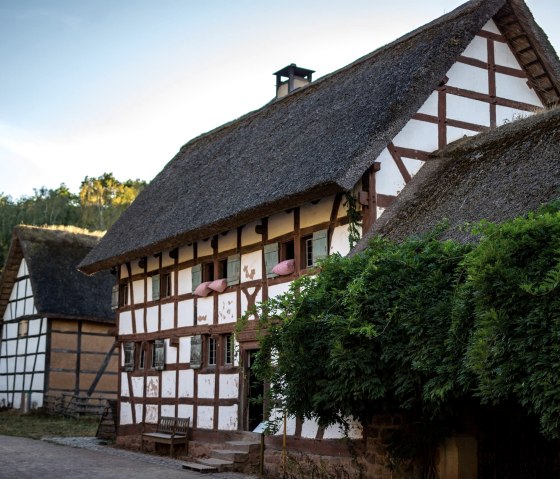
[0,226,115,323]
[354,106,560,248]
[79,0,560,275]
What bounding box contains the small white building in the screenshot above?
[78,0,559,474]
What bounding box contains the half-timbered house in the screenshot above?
[78,0,559,474]
[0,226,118,410]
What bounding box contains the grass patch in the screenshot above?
[0,409,98,439]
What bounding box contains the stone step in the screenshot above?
[223,440,261,453]
[182,462,218,474]
[196,457,235,472]
[210,449,249,462]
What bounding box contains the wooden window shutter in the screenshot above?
[123,342,135,371]
[312,229,328,265]
[153,339,165,370]
[191,264,202,292]
[190,335,202,369]
[111,285,119,310]
[151,274,160,301]
[264,243,279,278]
[227,254,241,286]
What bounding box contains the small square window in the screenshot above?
[208,337,217,366]
[224,334,234,365]
[301,236,313,269]
[219,259,228,279]
[202,263,214,283]
[280,240,295,261]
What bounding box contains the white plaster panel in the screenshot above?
[179,337,191,364]
[31,373,44,391]
[375,148,406,196]
[14,374,23,390]
[219,374,239,399]
[417,91,438,116]
[133,280,145,304]
[496,73,542,106]
[161,303,174,330]
[147,276,154,301]
[161,405,176,417]
[6,339,17,356]
[446,62,489,94]
[482,19,500,34]
[393,119,439,152]
[330,224,351,257]
[241,250,262,283]
[6,323,17,339]
[300,196,333,229]
[146,376,159,398]
[178,268,193,296]
[145,404,159,424]
[34,354,45,371]
[337,201,348,219]
[240,287,262,319]
[40,320,47,334]
[17,259,27,278]
[178,299,194,328]
[197,406,214,429]
[161,370,176,398]
[218,405,238,430]
[268,211,294,240]
[120,266,128,279]
[401,158,425,178]
[131,376,144,398]
[11,392,21,409]
[198,374,216,399]
[268,282,292,301]
[25,338,38,355]
[219,229,237,252]
[16,356,25,373]
[23,373,33,390]
[178,404,193,421]
[179,244,194,263]
[24,298,34,316]
[119,311,133,335]
[178,369,194,398]
[146,306,159,333]
[161,250,175,268]
[198,239,213,258]
[28,319,41,337]
[147,256,159,273]
[197,297,213,325]
[134,309,145,334]
[301,419,319,439]
[218,292,237,324]
[130,261,143,276]
[7,288,16,308]
[462,35,487,62]
[446,126,479,144]
[0,340,6,356]
[446,94,490,127]
[496,105,532,126]
[121,373,130,397]
[165,339,178,364]
[494,41,522,69]
[241,220,262,246]
[135,404,143,423]
[7,357,15,373]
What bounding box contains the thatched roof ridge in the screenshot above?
[0,226,114,323]
[355,107,560,248]
[79,0,559,274]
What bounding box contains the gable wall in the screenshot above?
[373,19,544,219]
[0,258,46,409]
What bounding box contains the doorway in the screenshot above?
[246,349,264,431]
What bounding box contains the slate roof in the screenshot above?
[355,106,560,248]
[0,226,115,323]
[79,0,560,274]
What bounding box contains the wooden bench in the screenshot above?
[141,416,190,457]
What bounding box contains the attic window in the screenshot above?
[301,229,328,269]
[161,272,172,298]
[281,239,295,261]
[202,262,214,283]
[302,236,313,269]
[208,337,217,366]
[119,283,129,307]
[224,333,234,365]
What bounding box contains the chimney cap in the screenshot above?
[273,64,315,79]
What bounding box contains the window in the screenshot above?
[202,262,214,283]
[123,342,135,371]
[139,344,146,369]
[227,254,241,286]
[190,335,202,369]
[218,259,228,279]
[18,319,28,338]
[161,272,172,298]
[280,239,295,261]
[152,339,165,370]
[119,283,129,307]
[208,337,217,366]
[224,334,234,365]
[301,235,313,268]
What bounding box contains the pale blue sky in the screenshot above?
[0,0,558,199]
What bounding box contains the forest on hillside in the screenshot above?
[0,173,146,270]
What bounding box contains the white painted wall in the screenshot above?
[240,250,262,283]
[178,369,194,398]
[268,210,294,240]
[197,405,214,429]
[218,292,237,324]
[198,374,215,399]
[177,299,194,327]
[218,405,238,430]
[197,297,213,324]
[219,374,239,399]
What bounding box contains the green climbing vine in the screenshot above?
[343,191,362,249]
